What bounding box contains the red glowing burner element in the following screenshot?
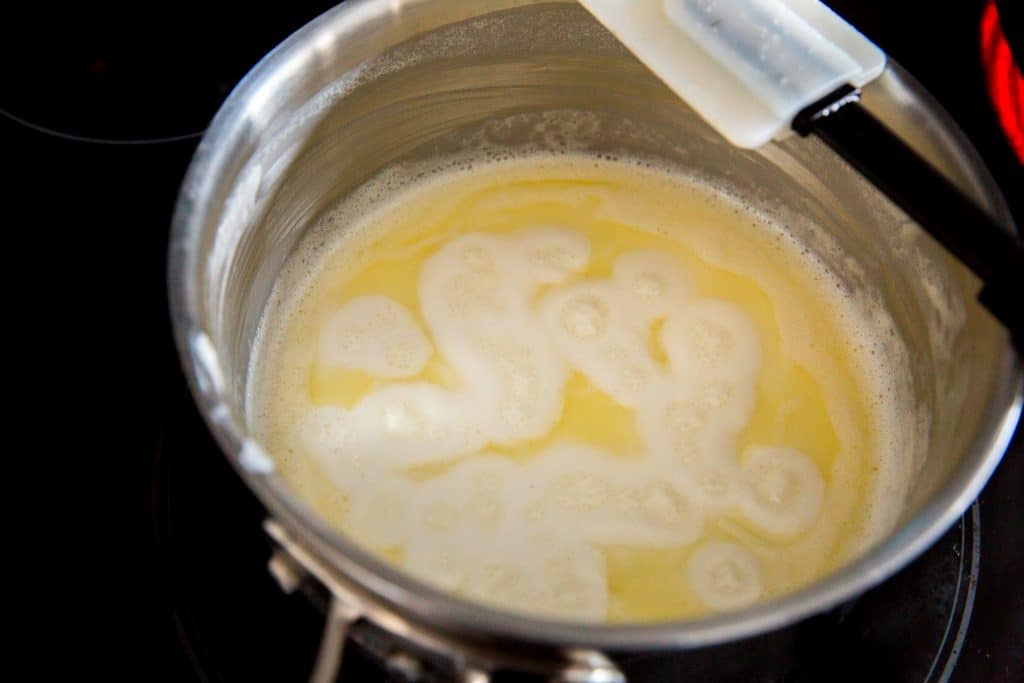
[981,0,1024,164]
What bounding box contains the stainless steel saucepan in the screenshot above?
[168,2,1022,680]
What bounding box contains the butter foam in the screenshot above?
[248,154,909,622]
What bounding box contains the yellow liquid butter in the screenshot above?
[249,155,900,622]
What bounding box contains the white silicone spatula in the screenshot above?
[578,0,885,147]
[578,0,1024,346]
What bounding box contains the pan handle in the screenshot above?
[309,599,362,683]
[264,518,625,682]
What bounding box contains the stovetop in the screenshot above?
[10,1,1021,680]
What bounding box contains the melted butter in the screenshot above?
[252,156,890,622]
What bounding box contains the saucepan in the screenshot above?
[168,1,1021,680]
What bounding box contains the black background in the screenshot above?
[6,1,1021,680]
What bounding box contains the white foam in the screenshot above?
[738,446,826,536]
[419,233,511,330]
[419,232,573,443]
[524,444,705,547]
[402,534,472,592]
[670,460,745,513]
[540,280,661,408]
[660,299,762,384]
[612,249,693,317]
[637,376,755,467]
[473,328,569,443]
[293,232,821,608]
[319,295,432,378]
[344,475,415,550]
[410,454,528,537]
[247,151,914,621]
[687,542,764,611]
[298,385,488,472]
[511,227,592,286]
[461,529,608,620]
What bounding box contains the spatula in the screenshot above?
[579,0,1023,347]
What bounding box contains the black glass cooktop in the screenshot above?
[10,1,1021,680]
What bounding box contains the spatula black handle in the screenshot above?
[794,88,1024,349]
